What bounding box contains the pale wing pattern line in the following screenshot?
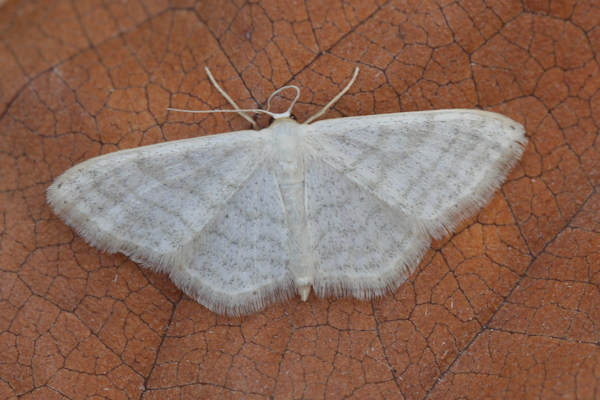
[175,162,295,315]
[304,154,429,298]
[48,130,296,314]
[302,110,527,240]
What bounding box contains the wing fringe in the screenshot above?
[312,227,429,300]
[418,127,528,240]
[47,182,296,316]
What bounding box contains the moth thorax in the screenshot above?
[271,119,304,185]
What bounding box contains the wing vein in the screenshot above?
[303,141,410,214]
[173,158,269,256]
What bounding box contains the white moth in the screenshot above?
[47,67,527,316]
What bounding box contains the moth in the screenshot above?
[47,67,527,315]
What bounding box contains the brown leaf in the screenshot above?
[1,0,598,398]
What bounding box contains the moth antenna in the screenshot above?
[204,67,257,127]
[168,68,306,125]
[167,68,258,128]
[266,85,300,118]
[304,67,359,125]
[167,107,288,119]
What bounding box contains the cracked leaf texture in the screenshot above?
[0,0,598,399]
